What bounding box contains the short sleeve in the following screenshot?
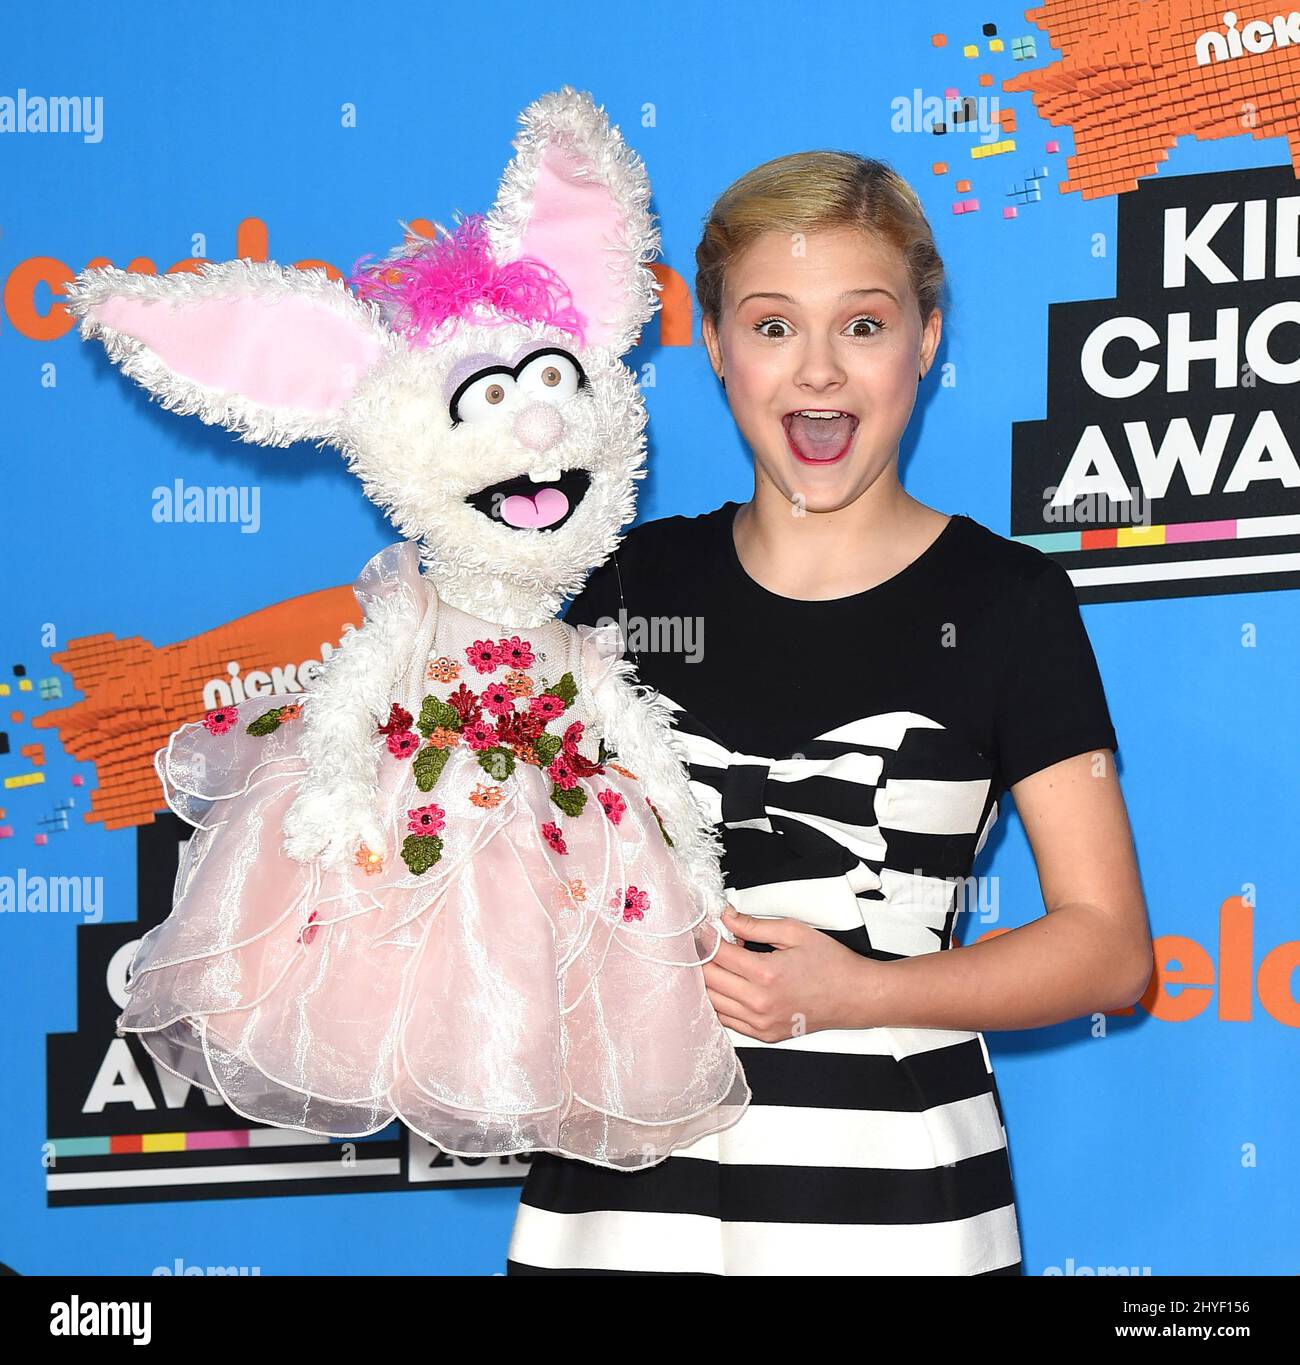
[992,557,1119,793]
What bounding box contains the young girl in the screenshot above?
[506,151,1152,1276]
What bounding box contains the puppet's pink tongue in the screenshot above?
[500,487,570,528]
[788,413,854,459]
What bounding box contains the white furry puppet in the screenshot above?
[61,86,750,1170]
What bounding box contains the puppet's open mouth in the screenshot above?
[465,469,591,532]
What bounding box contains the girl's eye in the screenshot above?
[846,314,887,338]
[752,315,887,340]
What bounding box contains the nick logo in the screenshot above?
[1195,9,1300,64]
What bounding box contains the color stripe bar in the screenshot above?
[46,1124,401,1156]
[1012,511,1300,552]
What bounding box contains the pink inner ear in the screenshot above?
[518,144,628,348]
[93,291,386,413]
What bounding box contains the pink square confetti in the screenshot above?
[1046,140,1060,153]
[34,833,48,846]
[0,826,13,839]
[1004,206,1018,218]
[71,774,85,787]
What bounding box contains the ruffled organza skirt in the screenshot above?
[120,696,750,1170]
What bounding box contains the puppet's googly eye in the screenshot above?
[517,350,583,402]
[453,372,517,424]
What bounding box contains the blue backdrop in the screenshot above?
[2,1,1297,1275]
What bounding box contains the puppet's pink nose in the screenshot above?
[512,401,564,453]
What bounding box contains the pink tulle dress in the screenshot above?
[117,543,750,1170]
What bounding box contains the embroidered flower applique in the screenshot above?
[500,636,536,669]
[549,875,586,911]
[407,803,446,836]
[446,684,482,725]
[379,704,420,759]
[496,709,543,751]
[386,731,420,759]
[203,706,238,735]
[529,693,566,722]
[462,719,498,752]
[469,783,504,809]
[354,843,384,876]
[401,802,446,876]
[480,682,515,717]
[608,885,650,923]
[427,656,461,684]
[504,669,534,698]
[541,820,568,854]
[466,640,505,675]
[548,753,577,790]
[598,789,627,824]
[378,702,414,735]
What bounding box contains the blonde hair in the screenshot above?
[694,151,946,332]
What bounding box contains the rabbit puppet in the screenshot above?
[62,87,750,1170]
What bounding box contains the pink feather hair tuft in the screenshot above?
[348,212,588,348]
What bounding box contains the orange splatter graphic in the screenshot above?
[33,586,362,831]
[1005,0,1300,198]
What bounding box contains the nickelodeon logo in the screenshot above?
[980,894,1298,1026]
[1195,8,1300,65]
[1132,895,1298,1027]
[4,217,695,347]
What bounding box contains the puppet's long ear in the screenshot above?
[61,261,396,448]
[484,86,660,357]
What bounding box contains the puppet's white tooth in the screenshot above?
[530,465,562,483]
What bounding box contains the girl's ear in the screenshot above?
[484,86,661,358]
[61,261,395,448]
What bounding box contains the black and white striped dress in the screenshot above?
[507,502,1118,1276]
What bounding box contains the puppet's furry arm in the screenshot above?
[282,590,421,866]
[586,646,731,931]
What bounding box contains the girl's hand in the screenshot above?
[702,905,880,1041]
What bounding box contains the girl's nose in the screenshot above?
[513,401,564,453]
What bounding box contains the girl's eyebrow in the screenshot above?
[736,286,900,306]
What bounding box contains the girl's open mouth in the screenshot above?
[783,410,858,465]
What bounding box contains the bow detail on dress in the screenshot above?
[682,728,889,867]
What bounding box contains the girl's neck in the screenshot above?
[732,480,949,602]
